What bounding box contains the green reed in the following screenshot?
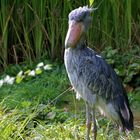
[0,0,139,70]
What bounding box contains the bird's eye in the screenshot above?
[78,18,83,22]
[76,12,86,22]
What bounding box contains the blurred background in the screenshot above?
[0,0,139,68]
[0,0,140,139]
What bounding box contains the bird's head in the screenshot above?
[65,6,95,48]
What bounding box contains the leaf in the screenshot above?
[24,69,31,75]
[35,68,42,75]
[89,0,95,6]
[21,101,31,108]
[16,75,24,84]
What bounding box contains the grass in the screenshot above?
[0,0,139,139]
[0,64,68,108]
[0,63,140,139]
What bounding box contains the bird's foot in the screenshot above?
[119,126,124,133]
[92,126,97,140]
[86,122,91,140]
[85,136,90,140]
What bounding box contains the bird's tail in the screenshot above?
[116,95,134,131]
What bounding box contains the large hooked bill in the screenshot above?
[65,21,84,48]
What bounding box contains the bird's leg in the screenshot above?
[85,102,91,140]
[91,109,97,140]
[119,126,123,133]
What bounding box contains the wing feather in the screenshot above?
[78,50,123,101]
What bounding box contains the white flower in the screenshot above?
[3,75,15,85]
[35,67,41,71]
[0,80,4,87]
[43,64,52,70]
[28,70,35,76]
[7,77,15,85]
[3,75,11,83]
[17,71,23,76]
[37,62,44,68]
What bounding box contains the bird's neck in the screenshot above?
[75,33,87,49]
[76,39,87,49]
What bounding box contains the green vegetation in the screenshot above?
[0,0,140,139]
[0,0,140,70]
[0,62,140,139]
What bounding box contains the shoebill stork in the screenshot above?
[64,6,133,140]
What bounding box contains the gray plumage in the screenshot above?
[64,6,133,140]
